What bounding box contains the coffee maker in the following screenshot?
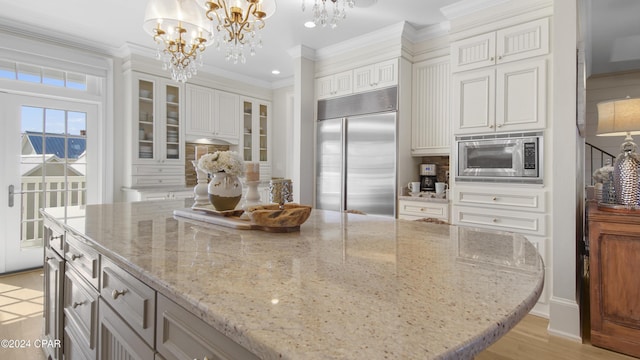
[420,164,437,192]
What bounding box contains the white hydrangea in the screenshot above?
[197,151,246,177]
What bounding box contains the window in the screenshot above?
[0,60,88,90]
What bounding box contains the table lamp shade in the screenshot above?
[597,97,640,136]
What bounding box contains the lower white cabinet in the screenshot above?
[398,199,449,222]
[98,298,154,360]
[156,294,260,360]
[123,187,193,202]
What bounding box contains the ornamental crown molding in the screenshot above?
[440,0,510,20]
[314,22,406,61]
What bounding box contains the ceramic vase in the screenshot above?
[208,172,242,211]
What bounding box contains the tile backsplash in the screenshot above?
[185,143,230,186]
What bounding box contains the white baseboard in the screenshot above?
[548,296,582,342]
[530,301,549,318]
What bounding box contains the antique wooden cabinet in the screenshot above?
[588,203,640,358]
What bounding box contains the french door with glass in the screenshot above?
[0,93,97,273]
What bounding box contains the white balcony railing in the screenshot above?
[21,176,86,244]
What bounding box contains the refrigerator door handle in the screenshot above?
[341,117,347,213]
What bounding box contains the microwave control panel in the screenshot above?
[523,142,537,170]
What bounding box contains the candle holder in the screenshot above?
[242,180,262,210]
[192,160,210,208]
[269,179,293,210]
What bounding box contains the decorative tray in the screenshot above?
[191,205,244,218]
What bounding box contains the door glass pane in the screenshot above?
[243,101,253,161]
[20,106,88,248]
[259,104,267,162]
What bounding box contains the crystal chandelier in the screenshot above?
[144,0,212,82]
[201,0,277,64]
[302,0,355,28]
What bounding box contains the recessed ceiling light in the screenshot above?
[304,21,316,29]
[272,70,280,75]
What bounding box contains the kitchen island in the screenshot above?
[42,200,543,360]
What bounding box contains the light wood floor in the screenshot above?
[0,270,636,360]
[477,315,635,360]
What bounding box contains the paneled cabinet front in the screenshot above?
[411,56,451,155]
[44,246,65,360]
[352,59,397,93]
[63,267,99,360]
[241,97,271,164]
[185,84,240,144]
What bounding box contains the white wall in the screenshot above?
[271,85,294,179]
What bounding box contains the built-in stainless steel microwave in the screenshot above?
[456,132,543,184]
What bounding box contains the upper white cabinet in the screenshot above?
[451,18,549,73]
[451,18,549,135]
[411,56,451,155]
[453,58,546,134]
[185,84,240,144]
[316,59,398,100]
[125,71,185,187]
[352,59,398,93]
[241,97,271,164]
[316,70,353,99]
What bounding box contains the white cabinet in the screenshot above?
[453,57,546,134]
[451,17,549,135]
[63,267,99,360]
[451,18,549,73]
[122,187,193,202]
[126,71,185,188]
[185,84,240,144]
[398,199,449,223]
[98,298,154,360]
[352,59,398,93]
[411,56,451,155]
[44,246,64,360]
[316,70,353,99]
[241,97,271,165]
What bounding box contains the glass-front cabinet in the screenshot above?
[133,74,183,165]
[242,97,270,163]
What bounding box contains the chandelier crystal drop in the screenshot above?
[201,0,276,64]
[302,0,355,28]
[143,0,211,83]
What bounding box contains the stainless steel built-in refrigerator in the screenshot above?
[316,87,397,217]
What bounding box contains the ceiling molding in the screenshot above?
[287,45,317,61]
[314,22,406,61]
[440,0,510,20]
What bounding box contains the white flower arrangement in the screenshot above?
[197,151,246,177]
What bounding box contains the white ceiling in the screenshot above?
[0,0,458,85]
[0,0,638,84]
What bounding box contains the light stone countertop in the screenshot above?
[43,200,543,360]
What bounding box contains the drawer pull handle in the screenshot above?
[70,253,82,261]
[112,289,128,300]
[51,235,63,240]
[45,256,54,262]
[420,208,425,212]
[72,301,84,309]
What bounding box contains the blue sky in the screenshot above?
[21,106,86,136]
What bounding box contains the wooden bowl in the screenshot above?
[245,203,312,232]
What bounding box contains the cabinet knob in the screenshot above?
[112,289,128,300]
[420,208,425,212]
[497,124,503,128]
[492,218,498,223]
[498,55,503,60]
[45,256,54,262]
[489,125,494,129]
[72,301,84,309]
[490,57,495,61]
[70,253,82,261]
[492,197,497,201]
[51,235,63,241]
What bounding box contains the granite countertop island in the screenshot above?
[42,200,543,360]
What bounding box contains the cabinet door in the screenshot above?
[44,247,65,360]
[451,32,496,72]
[353,65,375,93]
[374,59,398,88]
[333,70,353,97]
[135,77,157,164]
[452,68,495,134]
[496,59,546,131]
[185,84,215,137]
[316,75,334,99]
[98,299,154,360]
[496,18,549,64]
[162,81,183,163]
[215,91,240,141]
[412,56,451,155]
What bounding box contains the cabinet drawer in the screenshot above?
[101,257,156,347]
[133,165,184,176]
[453,186,546,212]
[398,200,448,221]
[453,205,546,236]
[64,267,99,358]
[157,293,259,360]
[45,223,65,256]
[132,175,184,187]
[65,233,100,289]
